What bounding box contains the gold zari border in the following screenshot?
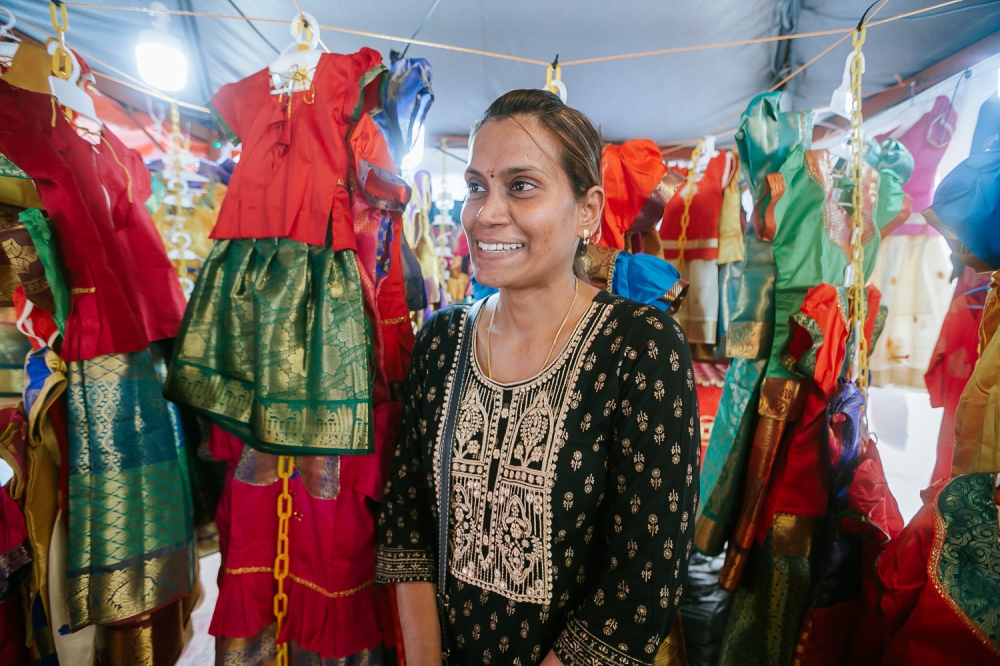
[224,567,374,599]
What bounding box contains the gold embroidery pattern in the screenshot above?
[375,548,437,581]
[554,617,648,666]
[442,302,610,605]
[929,474,1000,656]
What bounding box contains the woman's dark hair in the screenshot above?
[470,90,603,279]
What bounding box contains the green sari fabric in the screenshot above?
[165,238,373,456]
[935,473,1000,645]
[716,527,813,666]
[66,350,195,629]
[19,208,71,333]
[765,140,912,381]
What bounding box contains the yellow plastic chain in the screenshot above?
[675,140,704,269]
[49,2,72,81]
[847,25,869,406]
[273,455,295,666]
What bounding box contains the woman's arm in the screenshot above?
[552,309,700,666]
[396,581,443,666]
[375,319,449,661]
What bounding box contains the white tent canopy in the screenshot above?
[6,0,1000,144]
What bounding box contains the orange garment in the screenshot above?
[598,140,674,250]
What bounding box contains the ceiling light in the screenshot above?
[136,2,187,92]
[136,30,187,92]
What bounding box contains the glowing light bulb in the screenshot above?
[136,29,187,92]
[401,125,426,170]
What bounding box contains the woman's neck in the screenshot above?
[495,272,579,338]
[479,270,600,384]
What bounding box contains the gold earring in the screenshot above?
[582,228,592,246]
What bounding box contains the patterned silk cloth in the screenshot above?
[848,473,1000,665]
[66,349,195,629]
[165,239,373,456]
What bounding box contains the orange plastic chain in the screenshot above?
[273,455,295,666]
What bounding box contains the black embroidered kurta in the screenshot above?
[376,291,699,666]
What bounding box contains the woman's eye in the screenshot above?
[510,181,536,192]
[467,182,484,195]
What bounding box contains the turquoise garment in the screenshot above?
[694,93,812,556]
[765,139,912,380]
[727,92,812,361]
[610,250,684,311]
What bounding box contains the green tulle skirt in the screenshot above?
[165,238,373,456]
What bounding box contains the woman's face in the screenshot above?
[461,116,602,290]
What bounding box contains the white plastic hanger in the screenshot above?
[0,8,20,63]
[269,12,327,96]
[813,52,867,160]
[691,135,719,181]
[813,52,865,122]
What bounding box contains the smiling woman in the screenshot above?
[376,90,700,666]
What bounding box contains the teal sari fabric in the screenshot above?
[66,350,194,629]
[694,93,812,555]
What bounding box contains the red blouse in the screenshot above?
[0,80,181,361]
[96,130,186,343]
[660,151,734,261]
[209,49,385,249]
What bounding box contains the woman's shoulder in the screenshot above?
[414,302,476,354]
[595,292,689,350]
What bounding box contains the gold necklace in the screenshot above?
[486,278,579,380]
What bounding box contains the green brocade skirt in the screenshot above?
[67,350,195,629]
[165,238,373,456]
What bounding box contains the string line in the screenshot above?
[14,14,213,113]
[661,0,890,154]
[11,0,976,144]
[56,0,972,68]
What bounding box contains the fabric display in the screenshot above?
[868,234,953,387]
[0,42,197,665]
[842,135,1000,665]
[162,48,428,665]
[692,91,910,666]
[660,138,742,349]
[868,95,958,387]
[1,6,999,665]
[585,139,688,310]
[847,472,1000,666]
[925,264,990,483]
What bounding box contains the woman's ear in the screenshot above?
[579,185,605,240]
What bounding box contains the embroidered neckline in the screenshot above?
[469,297,602,390]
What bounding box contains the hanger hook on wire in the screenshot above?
[857,0,880,31]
